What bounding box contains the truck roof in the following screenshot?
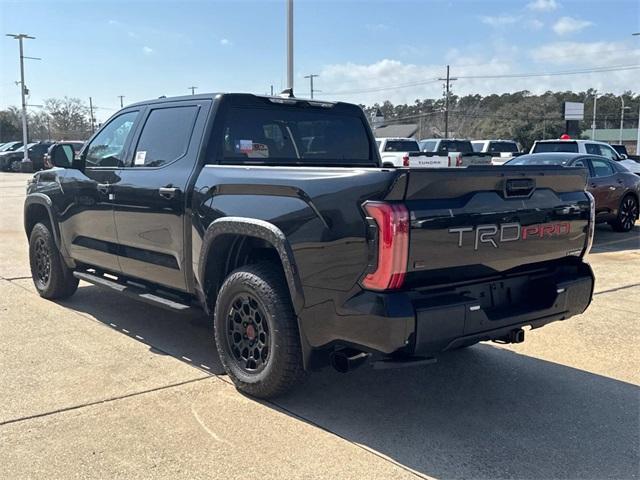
[535,139,610,145]
[127,92,342,109]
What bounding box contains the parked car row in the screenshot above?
[374,135,639,234]
[0,141,84,172]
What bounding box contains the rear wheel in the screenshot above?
[29,222,79,299]
[611,195,638,232]
[213,262,306,398]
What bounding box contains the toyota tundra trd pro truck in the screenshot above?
[26,93,595,398]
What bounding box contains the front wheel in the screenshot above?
[611,195,638,232]
[29,222,79,299]
[213,263,306,399]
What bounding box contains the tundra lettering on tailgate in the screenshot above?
[449,222,571,250]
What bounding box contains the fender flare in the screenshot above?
[24,194,62,248]
[198,217,305,315]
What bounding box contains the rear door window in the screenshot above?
[585,144,600,155]
[532,141,579,153]
[130,106,198,167]
[597,144,618,161]
[383,140,419,152]
[488,141,518,153]
[437,140,473,154]
[220,105,374,165]
[590,158,614,178]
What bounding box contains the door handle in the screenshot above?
[608,186,617,191]
[159,187,179,199]
[96,183,111,193]
[96,183,115,201]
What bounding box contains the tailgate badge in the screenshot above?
[450,222,571,250]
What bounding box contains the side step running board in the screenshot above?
[73,271,193,312]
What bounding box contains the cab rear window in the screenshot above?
[220,105,374,166]
[532,142,579,153]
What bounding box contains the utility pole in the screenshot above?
[270,85,274,96]
[438,65,457,138]
[591,91,598,140]
[6,33,35,169]
[89,97,95,134]
[118,95,125,108]
[286,0,294,91]
[636,102,640,155]
[188,86,198,95]
[620,97,630,144]
[304,73,319,99]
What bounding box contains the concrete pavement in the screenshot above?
[1,172,638,479]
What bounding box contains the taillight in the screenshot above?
[362,202,409,291]
[456,155,463,167]
[402,154,409,167]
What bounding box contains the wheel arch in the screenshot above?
[198,217,305,316]
[24,194,60,247]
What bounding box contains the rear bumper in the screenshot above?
[304,260,594,359]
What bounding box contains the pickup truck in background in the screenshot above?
[376,137,420,167]
[27,93,595,399]
[472,139,521,165]
[531,139,640,175]
[419,138,493,166]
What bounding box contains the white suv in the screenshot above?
[530,139,640,174]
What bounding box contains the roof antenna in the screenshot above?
[280,88,294,98]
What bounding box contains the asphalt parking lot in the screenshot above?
[1,171,638,480]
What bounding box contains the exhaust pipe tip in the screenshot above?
[510,328,525,344]
[330,350,369,373]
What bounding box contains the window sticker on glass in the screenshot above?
[249,143,269,158]
[236,140,253,154]
[135,151,147,165]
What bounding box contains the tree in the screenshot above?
[44,97,90,140]
[0,107,22,142]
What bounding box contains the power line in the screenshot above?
[325,64,640,96]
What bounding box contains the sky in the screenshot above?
[1,0,639,122]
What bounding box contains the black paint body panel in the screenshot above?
[25,93,595,368]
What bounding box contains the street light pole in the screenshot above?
[6,33,35,168]
[118,95,125,108]
[591,91,597,140]
[286,0,293,91]
[620,97,630,144]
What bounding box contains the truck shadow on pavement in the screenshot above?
[61,284,639,480]
[589,223,639,254]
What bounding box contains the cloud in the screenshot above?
[528,19,544,30]
[527,0,559,11]
[107,19,123,26]
[530,40,638,66]
[480,15,520,27]
[220,38,232,46]
[553,16,593,35]
[317,54,636,105]
[142,46,154,55]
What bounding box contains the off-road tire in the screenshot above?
[610,194,638,232]
[213,262,306,398]
[29,222,79,299]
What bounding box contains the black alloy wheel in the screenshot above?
[225,292,270,373]
[612,195,638,232]
[33,235,52,289]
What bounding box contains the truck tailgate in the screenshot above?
[402,166,591,282]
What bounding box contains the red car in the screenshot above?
[507,153,639,232]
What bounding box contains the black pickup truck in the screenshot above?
[25,93,595,398]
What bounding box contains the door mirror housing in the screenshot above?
[619,153,628,160]
[48,144,76,168]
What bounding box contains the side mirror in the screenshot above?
[49,144,75,168]
[619,153,628,160]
